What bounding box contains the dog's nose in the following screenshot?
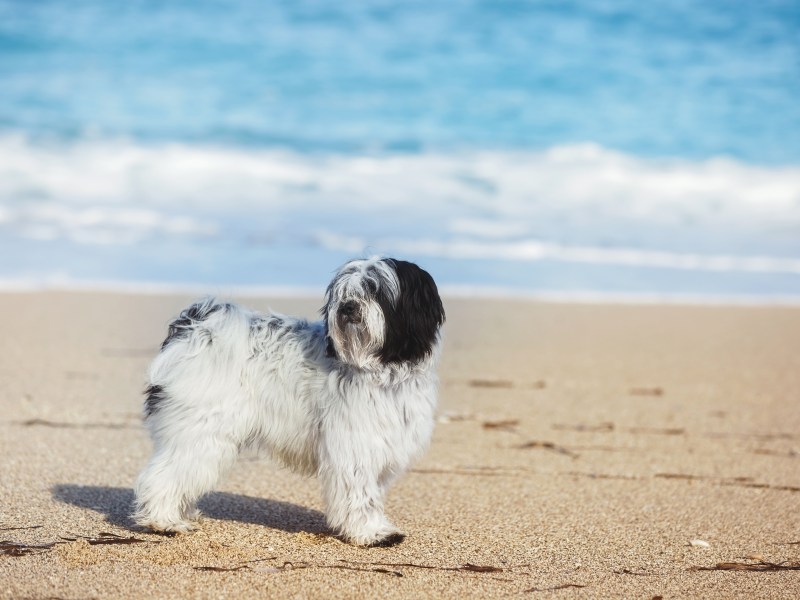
[340,300,361,322]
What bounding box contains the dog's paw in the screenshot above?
[137,518,200,534]
[368,532,406,548]
[344,525,406,547]
[133,504,204,535]
[152,523,198,534]
[184,507,203,522]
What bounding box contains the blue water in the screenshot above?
[2,0,799,162]
[1,0,799,298]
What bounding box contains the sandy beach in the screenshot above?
[1,291,798,598]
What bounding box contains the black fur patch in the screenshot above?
[378,259,445,364]
[144,384,166,418]
[161,300,224,350]
[325,335,337,359]
[369,532,406,547]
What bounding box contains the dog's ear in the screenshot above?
[379,260,445,364]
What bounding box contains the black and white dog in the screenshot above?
[133,257,445,546]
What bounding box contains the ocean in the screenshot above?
[1,0,799,300]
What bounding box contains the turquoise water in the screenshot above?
[2,0,798,161]
[1,0,799,297]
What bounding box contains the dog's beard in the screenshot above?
[328,298,386,369]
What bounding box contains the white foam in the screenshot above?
[315,233,800,274]
[0,275,321,298]
[1,135,798,278]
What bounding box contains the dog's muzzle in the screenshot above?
[338,300,362,325]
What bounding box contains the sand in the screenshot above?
[1,291,798,599]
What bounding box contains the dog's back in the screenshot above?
[145,298,254,420]
[143,298,329,474]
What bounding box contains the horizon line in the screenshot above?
[1,278,799,308]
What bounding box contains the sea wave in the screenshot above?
[315,233,800,275]
[1,135,798,283]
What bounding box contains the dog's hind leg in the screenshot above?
[133,430,239,533]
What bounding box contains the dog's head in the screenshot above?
[322,257,445,369]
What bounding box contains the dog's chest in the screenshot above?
[330,375,438,452]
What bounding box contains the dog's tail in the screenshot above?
[160,296,228,351]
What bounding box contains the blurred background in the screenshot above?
[0,0,798,299]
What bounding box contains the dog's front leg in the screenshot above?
[318,450,405,547]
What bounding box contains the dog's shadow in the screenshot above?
[51,484,328,535]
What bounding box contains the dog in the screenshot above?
[132,257,445,546]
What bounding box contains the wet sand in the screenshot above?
[1,292,798,598]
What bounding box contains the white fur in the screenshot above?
[133,258,441,546]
